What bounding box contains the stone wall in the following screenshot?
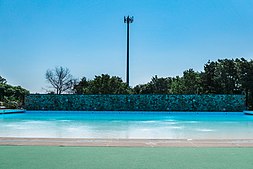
[24,94,245,112]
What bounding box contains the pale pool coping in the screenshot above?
[1,137,253,147]
[26,110,245,115]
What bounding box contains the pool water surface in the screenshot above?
[0,111,253,139]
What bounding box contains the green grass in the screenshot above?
[0,146,252,169]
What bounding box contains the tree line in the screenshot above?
[46,58,253,109]
[1,57,252,109]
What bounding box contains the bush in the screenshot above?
[4,101,18,109]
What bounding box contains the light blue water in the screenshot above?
[0,111,253,139]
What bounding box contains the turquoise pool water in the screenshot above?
[0,111,253,139]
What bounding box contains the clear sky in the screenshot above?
[1,0,253,93]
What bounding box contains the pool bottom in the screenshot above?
[1,111,253,139]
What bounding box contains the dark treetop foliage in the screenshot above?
[74,74,131,94]
[0,76,7,84]
[133,75,172,94]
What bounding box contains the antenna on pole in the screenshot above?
[124,16,134,86]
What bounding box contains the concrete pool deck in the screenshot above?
[1,137,253,147]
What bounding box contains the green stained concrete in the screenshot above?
[0,146,252,169]
[25,94,245,111]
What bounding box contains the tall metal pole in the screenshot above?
[124,16,133,86]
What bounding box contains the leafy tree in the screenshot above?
[149,76,172,94]
[74,77,92,94]
[90,74,130,94]
[45,66,75,94]
[235,58,253,109]
[201,59,241,94]
[181,69,202,94]
[170,69,202,94]
[214,59,239,94]
[0,76,8,101]
[0,76,7,84]
[0,76,29,108]
[133,76,172,94]
[201,61,220,93]
[170,76,184,94]
[133,84,152,94]
[74,74,131,94]
[199,58,253,109]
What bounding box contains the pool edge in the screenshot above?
[244,111,253,115]
[1,137,253,147]
[0,109,25,114]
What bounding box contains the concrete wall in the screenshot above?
[24,94,245,112]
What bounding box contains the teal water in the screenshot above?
[0,111,253,139]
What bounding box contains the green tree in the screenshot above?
[235,58,253,109]
[149,76,172,94]
[215,59,239,94]
[201,61,220,93]
[200,58,253,109]
[133,84,153,94]
[74,74,131,94]
[170,76,184,94]
[0,77,29,108]
[0,76,6,101]
[181,69,202,94]
[133,76,172,94]
[0,76,7,84]
[201,59,241,94]
[74,77,92,94]
[170,69,202,94]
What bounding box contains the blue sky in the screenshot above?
[1,0,253,93]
